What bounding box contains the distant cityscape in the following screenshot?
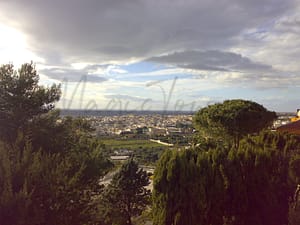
[61,110,193,135]
[273,112,297,128]
[60,110,297,144]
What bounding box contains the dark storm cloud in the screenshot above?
[41,68,108,83]
[0,0,295,63]
[147,50,272,72]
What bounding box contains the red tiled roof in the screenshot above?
[277,120,300,135]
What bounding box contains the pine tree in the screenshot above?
[99,159,151,225]
[193,99,276,148]
[0,62,61,142]
[152,131,299,225]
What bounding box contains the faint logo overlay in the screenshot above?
[60,76,213,114]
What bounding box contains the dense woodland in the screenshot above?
[0,63,300,225]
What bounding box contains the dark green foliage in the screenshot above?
[27,110,71,153]
[99,159,151,225]
[0,139,112,225]
[290,155,300,184]
[290,183,300,225]
[0,62,113,225]
[152,131,300,225]
[153,149,227,225]
[289,205,300,225]
[0,63,61,142]
[193,99,276,147]
[134,147,164,165]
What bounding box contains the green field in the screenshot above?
[100,138,169,165]
[100,138,166,149]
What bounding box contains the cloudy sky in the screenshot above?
[0,0,300,112]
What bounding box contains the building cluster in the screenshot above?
[87,114,194,137]
[273,112,295,129]
[87,112,295,136]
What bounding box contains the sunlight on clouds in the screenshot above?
[215,72,242,82]
[106,65,128,75]
[0,23,44,65]
[71,62,91,70]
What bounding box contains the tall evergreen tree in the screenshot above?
[0,62,113,225]
[99,159,151,225]
[152,131,299,225]
[0,62,61,142]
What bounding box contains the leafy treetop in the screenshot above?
[193,99,276,147]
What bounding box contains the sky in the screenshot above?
[0,0,300,112]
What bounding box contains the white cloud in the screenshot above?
[0,0,299,111]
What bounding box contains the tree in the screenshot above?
[193,99,276,148]
[152,148,227,225]
[152,131,299,225]
[0,129,113,225]
[99,159,151,225]
[0,62,61,142]
[0,139,87,225]
[0,62,113,225]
